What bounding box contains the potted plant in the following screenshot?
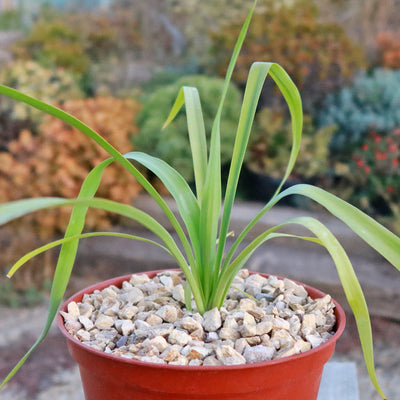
[0,3,399,399]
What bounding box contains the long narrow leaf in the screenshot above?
[233,184,400,272]
[181,86,208,200]
[285,217,386,399]
[217,62,303,270]
[280,184,400,271]
[7,231,171,278]
[162,87,208,202]
[124,151,199,271]
[162,88,184,129]
[226,181,400,276]
[162,85,212,291]
[218,215,385,398]
[199,2,258,305]
[0,158,113,389]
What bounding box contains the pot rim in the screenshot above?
[57,269,346,371]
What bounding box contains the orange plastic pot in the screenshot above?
[57,270,346,400]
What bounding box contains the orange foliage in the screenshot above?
[0,97,142,239]
[377,30,400,68]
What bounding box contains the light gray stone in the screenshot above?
[75,329,90,342]
[216,345,246,365]
[121,320,135,336]
[119,287,144,304]
[219,327,240,341]
[243,345,275,363]
[67,301,80,317]
[146,314,163,326]
[171,284,185,303]
[306,333,325,348]
[118,304,138,320]
[202,307,222,332]
[203,355,223,366]
[156,305,178,323]
[147,336,169,352]
[78,315,94,331]
[187,346,211,360]
[301,314,317,336]
[129,274,150,285]
[178,316,202,332]
[256,320,273,336]
[94,314,114,329]
[64,320,82,335]
[168,329,191,346]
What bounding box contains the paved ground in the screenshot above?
[0,197,399,399]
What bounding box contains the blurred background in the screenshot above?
[0,1,399,399]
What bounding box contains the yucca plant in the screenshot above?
[0,3,399,399]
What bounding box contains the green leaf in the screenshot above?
[284,217,386,399]
[124,151,199,272]
[162,87,184,129]
[181,86,208,200]
[217,62,302,271]
[217,215,386,398]
[184,281,193,312]
[198,1,258,303]
[0,197,65,225]
[0,157,113,389]
[162,87,208,202]
[278,184,400,271]
[7,231,172,278]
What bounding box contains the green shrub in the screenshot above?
[135,75,242,181]
[140,61,200,93]
[0,10,23,30]
[319,69,400,155]
[248,109,335,180]
[0,61,84,125]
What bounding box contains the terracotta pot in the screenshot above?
[57,270,346,400]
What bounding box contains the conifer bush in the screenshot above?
[135,75,242,181]
[319,68,400,155]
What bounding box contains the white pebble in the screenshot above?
[202,308,222,332]
[168,329,191,346]
[243,345,275,363]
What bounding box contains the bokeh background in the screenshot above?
[0,1,399,399]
